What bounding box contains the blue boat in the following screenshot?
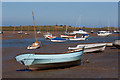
[15,48,84,70]
[51,37,67,42]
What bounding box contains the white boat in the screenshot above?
[47,36,56,39]
[27,42,40,49]
[68,43,106,53]
[73,28,88,34]
[18,31,22,34]
[25,26,30,35]
[27,11,41,49]
[37,31,41,34]
[51,37,67,42]
[69,35,86,41]
[0,31,3,34]
[69,37,86,41]
[114,30,120,33]
[97,31,112,37]
[113,40,120,49]
[69,34,89,41]
[90,30,94,33]
[44,32,52,39]
[15,49,84,70]
[25,32,29,35]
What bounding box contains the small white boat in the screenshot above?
[27,41,40,49]
[0,31,3,34]
[69,37,86,41]
[73,28,88,34]
[97,31,112,37]
[44,32,52,39]
[25,33,29,35]
[51,37,67,42]
[15,48,84,70]
[47,36,56,39]
[69,34,89,41]
[37,31,41,34]
[68,43,106,53]
[114,30,120,33]
[90,30,94,33]
[69,35,86,41]
[113,40,120,49]
[18,31,23,34]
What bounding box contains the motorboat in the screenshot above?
[15,48,84,70]
[114,30,120,33]
[113,40,120,49]
[69,35,86,41]
[69,34,89,41]
[73,28,88,34]
[97,31,112,37]
[68,43,106,53]
[51,37,67,42]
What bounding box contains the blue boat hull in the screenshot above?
[15,51,83,70]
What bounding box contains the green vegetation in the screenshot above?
[1,25,118,31]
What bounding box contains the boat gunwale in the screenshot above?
[16,49,83,56]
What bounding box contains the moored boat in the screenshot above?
[44,32,53,39]
[69,35,86,41]
[27,41,40,49]
[73,28,88,34]
[97,31,112,37]
[69,34,88,41]
[0,31,3,34]
[15,48,84,70]
[37,31,41,34]
[18,31,23,34]
[68,43,106,53]
[27,11,41,49]
[90,30,94,33]
[51,37,67,42]
[47,36,56,39]
[113,40,120,49]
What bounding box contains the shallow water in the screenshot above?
[2,36,118,48]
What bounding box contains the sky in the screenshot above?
[2,2,118,28]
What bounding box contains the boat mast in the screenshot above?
[13,26,16,34]
[56,22,57,36]
[65,25,67,33]
[32,11,37,42]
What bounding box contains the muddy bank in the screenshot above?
[2,31,119,40]
[2,43,119,78]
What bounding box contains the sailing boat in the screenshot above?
[27,11,40,49]
[60,25,76,38]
